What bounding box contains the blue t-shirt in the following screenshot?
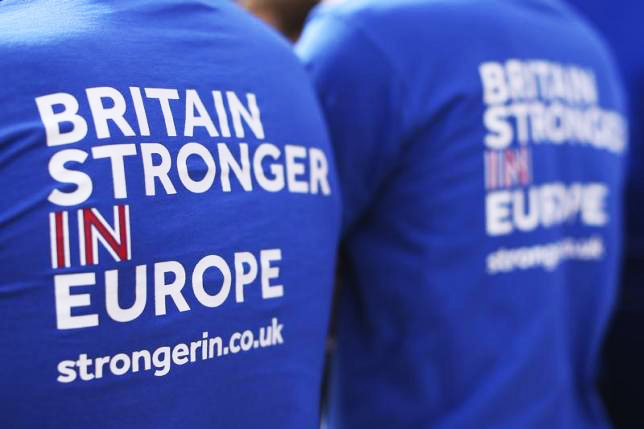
[297,0,627,427]
[0,1,340,427]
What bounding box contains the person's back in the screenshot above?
[297,0,627,427]
[0,0,340,427]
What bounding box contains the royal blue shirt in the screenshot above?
[298,0,627,427]
[0,1,340,427]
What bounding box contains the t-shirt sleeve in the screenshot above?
[296,12,406,231]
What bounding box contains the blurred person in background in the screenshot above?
[564,2,644,427]
[298,0,628,428]
[239,0,319,41]
[0,0,340,427]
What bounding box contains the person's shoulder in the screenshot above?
[0,0,110,49]
[544,0,624,82]
[312,0,497,29]
[0,0,289,50]
[0,0,304,73]
[314,0,469,19]
[312,0,600,36]
[300,0,504,74]
[303,0,514,61]
[561,4,620,62]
